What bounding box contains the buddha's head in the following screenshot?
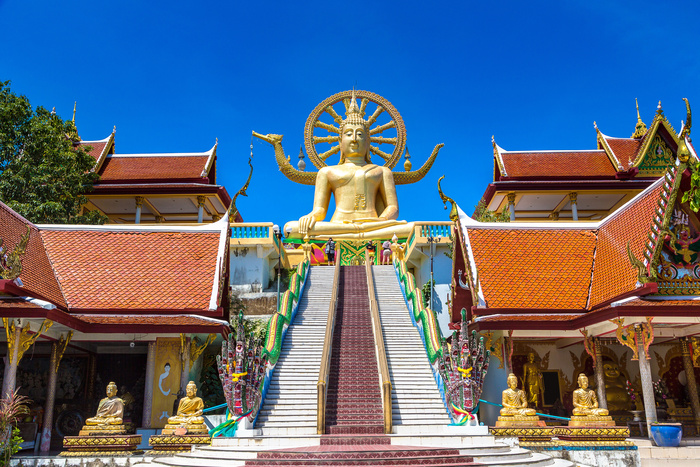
[186,381,197,398]
[106,381,118,397]
[578,373,589,389]
[603,363,621,380]
[507,373,518,389]
[339,92,371,164]
[527,352,535,363]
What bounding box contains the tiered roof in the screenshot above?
[0,201,229,336]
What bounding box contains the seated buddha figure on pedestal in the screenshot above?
[163,381,208,435]
[85,382,124,426]
[570,373,615,427]
[495,373,540,427]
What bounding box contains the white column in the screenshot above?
[507,193,516,222]
[637,325,657,439]
[142,342,156,428]
[197,196,206,223]
[570,192,579,221]
[135,196,144,224]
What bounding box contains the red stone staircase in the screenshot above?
[325,265,384,435]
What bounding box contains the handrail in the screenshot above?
[365,258,392,434]
[317,258,341,434]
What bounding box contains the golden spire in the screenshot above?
[72,101,77,123]
[656,100,664,116]
[677,98,692,163]
[403,146,412,171]
[631,98,647,139]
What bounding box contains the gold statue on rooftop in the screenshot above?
[253,90,443,240]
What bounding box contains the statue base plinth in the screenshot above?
[78,424,127,436]
[161,423,208,436]
[60,434,141,457]
[568,415,616,427]
[556,426,630,443]
[490,426,555,442]
[148,433,211,455]
[495,415,541,427]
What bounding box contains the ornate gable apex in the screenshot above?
[80,128,116,173]
[492,136,508,180]
[631,106,680,175]
[595,123,625,171]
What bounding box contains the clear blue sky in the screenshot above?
[2,1,700,227]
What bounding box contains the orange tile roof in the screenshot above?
[467,228,597,309]
[588,181,664,307]
[98,155,209,182]
[500,151,617,178]
[0,203,66,308]
[604,137,642,170]
[40,228,221,311]
[0,298,47,310]
[476,313,584,322]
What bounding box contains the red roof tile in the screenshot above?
[588,181,664,307]
[500,151,617,179]
[0,203,66,308]
[604,137,642,170]
[467,228,596,309]
[78,140,110,161]
[40,228,221,311]
[98,156,209,182]
[0,298,47,310]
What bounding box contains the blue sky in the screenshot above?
[2,1,700,227]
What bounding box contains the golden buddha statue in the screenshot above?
[162,381,208,435]
[85,382,124,426]
[570,373,615,427]
[495,373,540,427]
[522,352,544,408]
[603,362,630,412]
[254,90,443,241]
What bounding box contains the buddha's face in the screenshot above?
[527,353,535,363]
[603,363,620,380]
[340,123,369,160]
[106,383,117,397]
[186,383,196,398]
[507,374,518,389]
[578,375,589,389]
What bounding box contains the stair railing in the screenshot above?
[317,259,341,434]
[365,258,393,434]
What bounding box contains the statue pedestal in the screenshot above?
[161,423,208,436]
[78,424,127,436]
[60,432,141,457]
[494,415,541,427]
[568,415,616,427]
[555,426,634,447]
[149,433,211,454]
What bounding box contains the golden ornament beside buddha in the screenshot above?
[569,373,615,427]
[495,373,541,427]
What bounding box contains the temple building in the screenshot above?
[77,129,234,224]
[484,102,681,222]
[450,100,700,437]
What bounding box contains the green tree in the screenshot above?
[0,81,106,224]
[473,200,510,223]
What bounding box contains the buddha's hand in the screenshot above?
[298,215,316,235]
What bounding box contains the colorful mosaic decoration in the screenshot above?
[60,434,141,457]
[394,258,443,363]
[638,135,675,176]
[440,315,490,424]
[262,258,309,364]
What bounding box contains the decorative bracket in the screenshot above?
[3,318,53,365]
[580,329,596,367]
[0,225,31,280]
[55,331,73,373]
[482,331,504,369]
[190,333,216,363]
[611,317,653,360]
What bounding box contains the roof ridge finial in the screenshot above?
[657,100,664,115]
[72,101,77,123]
[631,98,647,138]
[678,98,692,163]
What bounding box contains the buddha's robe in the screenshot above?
[167,396,204,425]
[500,388,536,416]
[85,397,124,425]
[572,388,609,416]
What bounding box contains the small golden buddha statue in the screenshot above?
[570,373,615,427]
[162,381,208,435]
[495,373,540,427]
[522,352,544,409]
[281,92,414,240]
[85,382,124,426]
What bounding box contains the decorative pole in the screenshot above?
[2,320,21,398]
[273,225,282,308]
[507,193,516,222]
[40,332,72,452]
[569,192,578,221]
[135,196,144,224]
[681,337,700,434]
[593,337,607,410]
